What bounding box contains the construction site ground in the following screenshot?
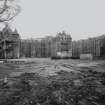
[0,58,105,105]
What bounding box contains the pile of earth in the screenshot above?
[0,69,105,105]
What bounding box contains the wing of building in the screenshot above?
[72,35,105,59]
[0,25,20,59]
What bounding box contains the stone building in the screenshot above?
[72,35,105,59]
[20,31,72,58]
[20,36,54,58]
[20,39,31,57]
[0,25,20,59]
[51,31,72,57]
[20,38,44,58]
[30,38,42,57]
[30,36,53,58]
[41,36,53,57]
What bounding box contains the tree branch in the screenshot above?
[0,0,21,23]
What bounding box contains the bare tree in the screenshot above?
[0,0,21,23]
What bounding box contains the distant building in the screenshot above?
[0,25,20,59]
[41,36,53,57]
[51,31,72,57]
[30,38,42,57]
[72,35,105,59]
[20,32,105,60]
[20,31,72,58]
[30,36,53,58]
[20,39,31,57]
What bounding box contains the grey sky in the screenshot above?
[14,0,105,40]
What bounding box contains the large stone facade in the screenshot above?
[20,31,72,58]
[0,25,20,59]
[20,32,105,59]
[51,31,72,57]
[72,35,105,59]
[20,37,53,58]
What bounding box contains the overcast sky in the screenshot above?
[14,0,105,40]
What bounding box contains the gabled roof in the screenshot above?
[0,25,20,42]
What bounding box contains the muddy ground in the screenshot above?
[0,58,105,105]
